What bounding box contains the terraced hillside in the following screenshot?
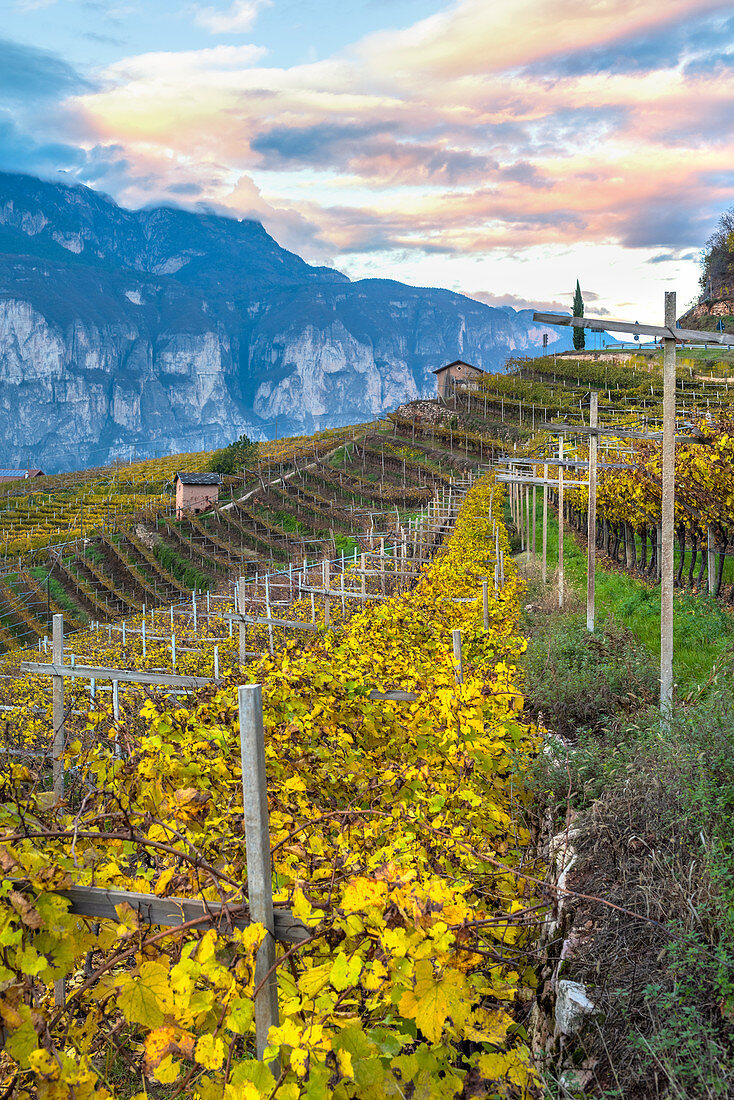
[0,424,479,652]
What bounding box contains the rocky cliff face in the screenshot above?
[0,171,572,472]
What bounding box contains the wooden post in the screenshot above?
[51,604,66,1015]
[525,486,531,557]
[482,581,489,629]
[452,629,464,684]
[660,291,676,719]
[708,526,715,595]
[238,685,280,1071]
[265,575,274,654]
[558,438,564,609]
[519,484,525,550]
[586,392,598,632]
[532,485,537,560]
[52,613,64,801]
[323,559,331,626]
[238,576,248,665]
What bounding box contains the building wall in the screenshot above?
[437,364,482,399]
[176,483,218,519]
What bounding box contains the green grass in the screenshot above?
[334,534,360,557]
[153,542,211,592]
[521,498,734,693]
[25,567,88,624]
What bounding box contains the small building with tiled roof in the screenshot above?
[432,360,485,400]
[0,468,44,482]
[174,472,222,519]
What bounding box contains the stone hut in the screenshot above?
[432,360,485,400]
[175,472,222,519]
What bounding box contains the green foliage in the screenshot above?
[29,568,88,623]
[153,541,211,591]
[699,205,734,299]
[210,432,258,476]
[523,614,657,739]
[572,280,585,351]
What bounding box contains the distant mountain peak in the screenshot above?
[0,170,571,472]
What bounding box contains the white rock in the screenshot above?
[555,979,596,1037]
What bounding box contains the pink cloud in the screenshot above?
[65,0,734,265]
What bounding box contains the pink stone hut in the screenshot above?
[432,360,485,400]
[175,472,222,519]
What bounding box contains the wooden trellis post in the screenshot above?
[557,436,564,610]
[532,485,536,560]
[542,463,548,583]
[660,292,676,719]
[52,613,64,801]
[238,684,280,1072]
[586,392,598,632]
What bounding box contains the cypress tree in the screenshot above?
[572,280,585,350]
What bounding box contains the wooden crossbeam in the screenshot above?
[499,458,634,469]
[368,689,418,701]
[219,613,318,632]
[299,586,388,601]
[495,474,588,488]
[539,424,705,442]
[533,310,734,347]
[54,885,310,944]
[21,662,214,688]
[351,568,416,577]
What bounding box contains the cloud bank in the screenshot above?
[2,0,733,313]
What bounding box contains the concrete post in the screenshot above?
[238,576,248,665]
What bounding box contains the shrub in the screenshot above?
[210,432,258,476]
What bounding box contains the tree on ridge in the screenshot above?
[573,280,585,350]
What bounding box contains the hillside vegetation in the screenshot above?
[3,354,734,1098]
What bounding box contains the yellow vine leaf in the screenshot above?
[117,961,173,1028]
[341,877,388,913]
[398,959,471,1043]
[194,1032,225,1070]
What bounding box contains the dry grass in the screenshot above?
[556,754,732,1097]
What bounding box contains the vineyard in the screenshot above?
[427,351,734,603]
[0,464,548,1100]
[0,426,366,561]
[0,426,470,654]
[4,351,734,1098]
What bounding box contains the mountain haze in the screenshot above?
[0,172,571,472]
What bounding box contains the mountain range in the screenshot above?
[0,171,572,472]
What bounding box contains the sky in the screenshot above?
[2,0,734,319]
